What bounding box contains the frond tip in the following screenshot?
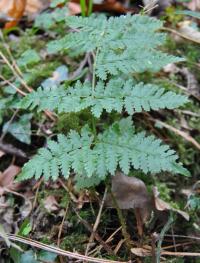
[47,14,183,79]
[18,118,190,182]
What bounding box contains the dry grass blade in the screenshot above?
[85,188,108,256]
[161,251,200,257]
[7,234,125,263]
[155,120,200,150]
[162,27,200,44]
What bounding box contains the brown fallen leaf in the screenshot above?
[131,247,151,257]
[106,172,152,222]
[43,195,59,213]
[177,21,200,44]
[68,2,81,15]
[106,172,152,236]
[182,0,200,11]
[25,0,49,14]
[0,150,5,158]
[0,0,27,29]
[153,187,190,221]
[0,0,50,28]
[0,165,21,195]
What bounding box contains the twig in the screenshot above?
[68,53,89,81]
[114,239,125,254]
[58,179,78,203]
[0,74,26,96]
[7,234,126,263]
[155,119,200,150]
[171,225,176,252]
[0,109,19,141]
[164,234,200,241]
[162,241,193,250]
[0,51,32,93]
[0,51,56,121]
[74,208,117,257]
[33,178,44,209]
[89,227,122,257]
[59,180,117,257]
[57,202,70,247]
[85,188,107,256]
[162,27,200,44]
[89,227,122,256]
[161,251,200,257]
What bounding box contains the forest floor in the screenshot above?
[0,0,200,262]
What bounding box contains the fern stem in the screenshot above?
[91,49,99,138]
[91,53,96,97]
[107,184,132,251]
[92,117,97,138]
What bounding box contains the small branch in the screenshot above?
[0,51,56,122]
[85,187,107,255]
[68,53,89,81]
[155,119,200,151]
[57,202,70,247]
[162,27,200,44]
[0,109,19,141]
[0,74,26,96]
[59,180,117,257]
[74,208,117,257]
[161,251,200,257]
[7,234,126,263]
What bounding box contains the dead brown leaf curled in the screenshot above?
[178,21,200,44]
[131,246,151,257]
[182,0,200,11]
[0,0,27,28]
[106,172,152,223]
[43,195,59,213]
[153,187,189,221]
[0,151,5,158]
[0,165,21,195]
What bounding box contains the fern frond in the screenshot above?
[18,118,189,182]
[47,14,183,78]
[17,79,188,117]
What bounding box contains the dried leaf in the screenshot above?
[68,2,81,15]
[0,223,11,247]
[42,65,68,89]
[178,21,200,43]
[106,172,152,222]
[3,114,32,145]
[0,0,27,28]
[182,0,200,11]
[0,165,21,195]
[43,195,59,212]
[0,150,5,158]
[131,247,151,257]
[153,187,189,221]
[25,0,50,15]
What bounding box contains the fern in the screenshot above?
[18,79,188,117]
[18,118,189,182]
[18,14,189,186]
[47,15,183,79]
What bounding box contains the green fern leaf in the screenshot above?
[18,118,189,182]
[17,79,188,117]
[47,14,183,78]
